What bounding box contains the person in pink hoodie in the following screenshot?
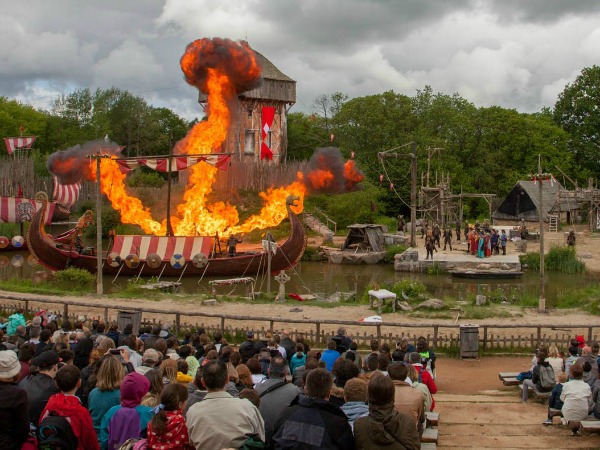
[39,364,99,450]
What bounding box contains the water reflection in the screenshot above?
[1,250,599,306]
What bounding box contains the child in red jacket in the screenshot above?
[39,364,99,450]
[147,382,193,450]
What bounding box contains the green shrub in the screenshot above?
[127,171,165,188]
[52,268,95,292]
[545,246,585,273]
[519,252,540,269]
[384,244,407,263]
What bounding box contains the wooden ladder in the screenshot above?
[548,214,559,233]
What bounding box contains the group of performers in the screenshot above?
[467,227,508,257]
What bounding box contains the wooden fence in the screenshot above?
[0,293,597,351]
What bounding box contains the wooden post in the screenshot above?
[220,317,225,331]
[483,326,488,350]
[104,307,108,323]
[537,327,542,345]
[63,304,68,321]
[24,300,29,315]
[316,323,321,345]
[175,313,181,335]
[433,325,439,349]
[377,324,381,341]
[269,320,274,333]
[588,327,593,345]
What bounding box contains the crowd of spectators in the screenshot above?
[0,312,436,449]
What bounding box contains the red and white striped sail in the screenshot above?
[4,137,36,155]
[52,177,81,209]
[0,197,55,225]
[116,154,230,174]
[111,235,214,261]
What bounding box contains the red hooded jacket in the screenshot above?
[40,393,100,450]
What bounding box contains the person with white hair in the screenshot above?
[0,350,30,448]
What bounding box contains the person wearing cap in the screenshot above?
[22,350,60,425]
[136,348,161,375]
[239,331,259,364]
[0,350,30,449]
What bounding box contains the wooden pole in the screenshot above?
[410,143,417,248]
[96,155,103,296]
[166,139,174,237]
[538,156,545,312]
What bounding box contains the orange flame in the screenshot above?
[94,39,357,238]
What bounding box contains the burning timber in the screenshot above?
[28,192,306,278]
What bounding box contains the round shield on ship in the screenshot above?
[0,256,8,268]
[0,236,8,249]
[169,253,185,269]
[146,253,162,269]
[192,253,208,268]
[11,254,24,267]
[125,254,140,269]
[11,235,25,248]
[106,252,122,268]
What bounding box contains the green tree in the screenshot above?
[553,65,600,180]
[287,112,327,161]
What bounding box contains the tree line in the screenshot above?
[1,66,599,221]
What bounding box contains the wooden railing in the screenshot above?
[0,292,597,350]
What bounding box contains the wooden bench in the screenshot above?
[580,419,600,434]
[426,411,439,427]
[498,372,520,381]
[421,444,437,450]
[421,428,439,444]
[502,377,520,386]
[519,384,551,404]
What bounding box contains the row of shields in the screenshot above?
[105,252,209,269]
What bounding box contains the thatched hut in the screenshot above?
[199,49,296,164]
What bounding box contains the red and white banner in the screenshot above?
[4,137,36,155]
[116,154,230,174]
[261,106,275,160]
[111,235,214,262]
[52,176,81,209]
[0,197,55,225]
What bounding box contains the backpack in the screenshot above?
[539,364,555,389]
[36,412,78,450]
[118,438,148,450]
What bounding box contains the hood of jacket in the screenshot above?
[341,401,369,421]
[120,372,150,408]
[44,393,83,417]
[362,402,406,445]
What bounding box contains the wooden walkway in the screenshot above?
[436,391,600,449]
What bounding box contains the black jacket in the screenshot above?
[21,372,59,425]
[0,381,29,450]
[271,394,355,449]
[239,340,259,363]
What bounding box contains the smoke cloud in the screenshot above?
[46,138,123,184]
[301,147,364,194]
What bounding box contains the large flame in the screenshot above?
[77,39,364,237]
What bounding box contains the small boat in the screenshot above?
[449,269,524,279]
[28,191,307,278]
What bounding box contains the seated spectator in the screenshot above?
[136,349,161,376]
[363,353,382,382]
[17,342,36,382]
[593,370,600,420]
[176,360,193,384]
[73,336,94,371]
[239,331,259,363]
[407,364,433,412]
[247,357,266,386]
[271,368,355,449]
[225,363,240,397]
[416,336,436,377]
[279,330,296,363]
[255,357,301,444]
[296,335,310,355]
[576,345,599,383]
[100,372,152,449]
[565,344,579,376]
[35,329,53,357]
[378,353,391,375]
[544,371,568,425]
[147,382,193,450]
[58,349,75,366]
[0,350,30,449]
[292,357,318,388]
[239,387,261,408]
[523,350,555,402]
[106,322,120,347]
[408,352,437,398]
[561,363,593,434]
[331,358,360,406]
[258,349,272,375]
[184,367,207,415]
[39,364,99,450]
[186,360,265,449]
[354,374,420,450]
[335,327,353,353]
[235,364,254,391]
[22,350,60,425]
[6,309,26,336]
[321,340,341,372]
[341,377,369,432]
[273,334,287,360]
[88,356,125,437]
[289,343,306,375]
[546,345,565,381]
[160,358,178,385]
[178,345,198,379]
[388,362,425,434]
[347,342,363,370]
[141,369,163,408]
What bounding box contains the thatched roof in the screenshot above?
[493,180,565,222]
[254,51,294,82]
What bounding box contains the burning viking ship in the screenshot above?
[27,191,306,278]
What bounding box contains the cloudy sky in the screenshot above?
[2,0,600,121]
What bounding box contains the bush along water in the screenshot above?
[519,245,585,273]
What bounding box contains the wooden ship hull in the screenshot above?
[28,192,307,278]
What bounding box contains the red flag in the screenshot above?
[16,184,23,198]
[261,106,275,160]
